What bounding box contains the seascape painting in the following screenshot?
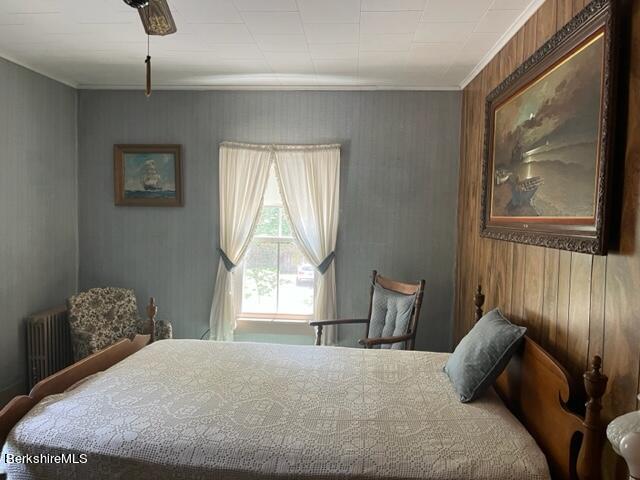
[481,0,618,255]
[124,152,177,200]
[490,32,604,221]
[114,145,182,206]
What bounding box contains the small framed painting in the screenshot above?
[114,144,182,206]
[480,0,619,255]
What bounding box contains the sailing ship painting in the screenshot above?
[141,159,163,191]
[114,145,182,206]
[124,153,176,199]
[488,31,605,221]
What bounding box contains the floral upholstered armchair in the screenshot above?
[67,287,172,361]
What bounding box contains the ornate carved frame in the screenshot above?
[480,0,620,255]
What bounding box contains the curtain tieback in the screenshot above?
[317,251,335,274]
[218,248,237,272]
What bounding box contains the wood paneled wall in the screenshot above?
[454,0,639,477]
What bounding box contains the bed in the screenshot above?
[0,286,607,480]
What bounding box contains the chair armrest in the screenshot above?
[310,318,369,346]
[359,333,413,348]
[137,315,173,341]
[309,318,369,327]
[154,320,173,340]
[69,328,100,361]
[137,316,151,335]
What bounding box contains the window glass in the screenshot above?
[241,166,314,319]
[278,242,314,315]
[254,206,280,237]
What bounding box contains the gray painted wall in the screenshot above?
[0,58,78,399]
[77,90,460,351]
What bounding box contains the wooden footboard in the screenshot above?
[0,334,150,451]
[474,285,608,480]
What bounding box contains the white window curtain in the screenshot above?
[210,142,341,344]
[274,146,340,345]
[209,144,272,341]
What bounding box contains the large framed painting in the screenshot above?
[114,144,183,206]
[480,0,620,255]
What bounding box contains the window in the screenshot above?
[240,166,315,321]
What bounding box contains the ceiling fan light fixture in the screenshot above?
[123,0,176,36]
[123,0,149,8]
[122,0,178,96]
[139,0,177,36]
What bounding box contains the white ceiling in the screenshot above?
[0,0,542,90]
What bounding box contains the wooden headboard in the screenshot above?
[473,285,608,480]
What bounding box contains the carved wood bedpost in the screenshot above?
[474,285,485,322]
[577,355,608,480]
[146,297,158,343]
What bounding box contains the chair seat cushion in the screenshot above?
[368,284,416,350]
[444,308,526,403]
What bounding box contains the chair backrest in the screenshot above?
[365,270,425,350]
[67,287,141,360]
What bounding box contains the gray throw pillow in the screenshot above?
[368,284,416,350]
[444,308,526,402]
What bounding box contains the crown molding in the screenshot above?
[77,84,461,91]
[459,0,546,90]
[0,54,462,90]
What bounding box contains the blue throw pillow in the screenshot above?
[368,284,416,350]
[444,308,526,402]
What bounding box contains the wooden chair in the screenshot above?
[310,270,425,349]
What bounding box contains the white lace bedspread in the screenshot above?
[2,340,550,479]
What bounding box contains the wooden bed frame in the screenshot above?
[474,285,608,480]
[0,287,608,480]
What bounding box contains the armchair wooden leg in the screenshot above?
[315,325,323,346]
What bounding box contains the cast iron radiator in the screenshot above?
[26,306,73,390]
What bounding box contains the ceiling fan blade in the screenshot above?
[138,0,177,36]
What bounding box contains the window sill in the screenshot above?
[236,317,314,336]
[238,316,310,323]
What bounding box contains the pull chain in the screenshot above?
[145,6,151,97]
